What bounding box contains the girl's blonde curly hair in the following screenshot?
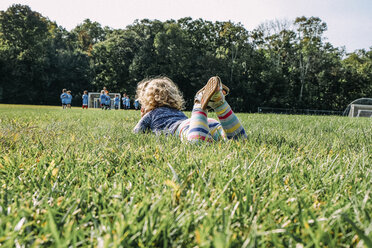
[136,76,185,112]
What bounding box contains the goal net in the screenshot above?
[88,92,121,109]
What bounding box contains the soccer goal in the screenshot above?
[343,98,372,117]
[349,104,372,117]
[88,92,121,109]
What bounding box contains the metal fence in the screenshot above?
[257,107,343,116]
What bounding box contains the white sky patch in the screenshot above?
[1,0,371,52]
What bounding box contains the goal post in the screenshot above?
[88,92,121,109]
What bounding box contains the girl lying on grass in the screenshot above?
[133,76,247,143]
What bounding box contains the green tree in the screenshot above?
[294,16,327,105]
[91,29,142,94]
[0,4,53,103]
[0,4,92,105]
[251,20,296,109]
[70,19,110,55]
[341,48,372,104]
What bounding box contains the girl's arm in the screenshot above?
[133,111,151,133]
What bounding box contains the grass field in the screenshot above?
[0,104,371,247]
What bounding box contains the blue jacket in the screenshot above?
[105,95,111,105]
[100,94,105,104]
[60,93,68,104]
[82,94,88,105]
[114,97,120,106]
[65,94,72,104]
[133,107,187,134]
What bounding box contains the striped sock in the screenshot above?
[187,105,210,143]
[177,118,226,142]
[207,118,227,141]
[214,101,247,140]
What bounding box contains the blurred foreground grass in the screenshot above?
[0,104,371,247]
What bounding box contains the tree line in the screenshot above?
[0,4,371,112]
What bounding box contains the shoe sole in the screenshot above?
[201,77,220,110]
[196,79,230,97]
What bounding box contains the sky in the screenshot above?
[1,0,371,52]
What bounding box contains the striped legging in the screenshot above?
[175,101,247,143]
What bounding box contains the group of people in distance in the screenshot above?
[122,93,130,110]
[100,88,138,110]
[99,88,112,110]
[60,87,140,110]
[60,89,73,109]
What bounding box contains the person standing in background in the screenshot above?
[104,91,111,110]
[60,89,68,109]
[134,99,140,110]
[122,93,128,110]
[100,90,105,110]
[82,90,88,109]
[66,90,72,109]
[126,95,131,109]
[114,94,120,110]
